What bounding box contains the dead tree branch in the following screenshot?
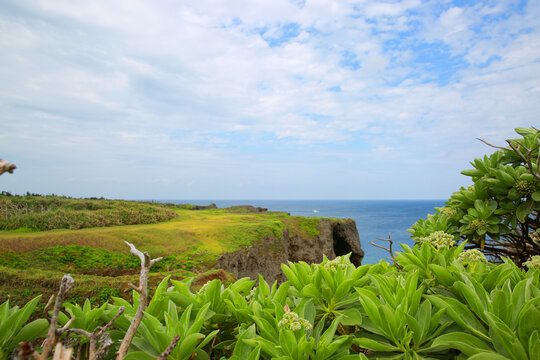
[156,335,181,360]
[370,233,401,269]
[34,275,74,360]
[116,242,162,359]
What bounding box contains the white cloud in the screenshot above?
[1,0,539,198]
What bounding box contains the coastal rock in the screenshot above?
[217,218,364,283]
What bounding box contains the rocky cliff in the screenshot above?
[217,218,364,283]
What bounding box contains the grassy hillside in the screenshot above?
[0,196,332,306]
[0,195,178,231]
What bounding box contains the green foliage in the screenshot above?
[8,241,540,359]
[0,296,48,359]
[0,195,177,231]
[409,127,540,265]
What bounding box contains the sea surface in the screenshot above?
[163,200,446,264]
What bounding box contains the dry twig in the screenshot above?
[156,335,181,360]
[370,233,401,269]
[34,275,74,360]
[116,241,162,359]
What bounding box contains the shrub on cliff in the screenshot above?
[409,127,540,266]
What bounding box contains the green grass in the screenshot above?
[0,195,177,231]
[0,198,345,306]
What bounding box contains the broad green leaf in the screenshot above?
[486,313,528,360]
[516,199,533,223]
[9,319,49,351]
[467,353,511,360]
[279,329,297,357]
[529,330,540,360]
[353,337,399,351]
[339,308,363,326]
[178,333,205,360]
[426,295,489,341]
[431,332,492,356]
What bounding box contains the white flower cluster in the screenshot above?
[440,207,457,218]
[323,257,348,272]
[277,311,312,331]
[245,287,257,302]
[417,231,456,249]
[458,249,487,263]
[197,282,210,294]
[523,255,540,271]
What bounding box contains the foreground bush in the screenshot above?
[1,239,539,359]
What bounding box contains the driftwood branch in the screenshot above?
[0,159,16,176]
[34,275,74,360]
[156,335,181,360]
[370,233,401,269]
[116,242,162,359]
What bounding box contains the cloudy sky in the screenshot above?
[1,0,539,200]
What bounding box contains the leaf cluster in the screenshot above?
[409,127,540,265]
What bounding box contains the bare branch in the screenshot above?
[56,317,74,336]
[156,335,181,360]
[116,242,163,360]
[477,138,507,151]
[66,328,92,338]
[96,306,125,338]
[35,275,74,360]
[370,233,401,269]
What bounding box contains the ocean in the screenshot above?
[164,200,445,264]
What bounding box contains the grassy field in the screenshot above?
[0,197,333,306]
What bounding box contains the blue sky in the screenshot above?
[1,0,539,200]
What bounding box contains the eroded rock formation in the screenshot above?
[217,218,364,283]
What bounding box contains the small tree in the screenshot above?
[409,127,540,266]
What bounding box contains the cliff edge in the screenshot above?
[217,218,364,283]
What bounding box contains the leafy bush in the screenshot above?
[409,127,540,266]
[3,241,539,359]
[0,296,48,359]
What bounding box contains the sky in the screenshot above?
[1,0,539,200]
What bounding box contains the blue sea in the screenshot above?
[162,200,445,264]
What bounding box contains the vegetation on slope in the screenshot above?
[0,195,178,231]
[0,203,337,306]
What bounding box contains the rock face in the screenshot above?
[217,218,364,283]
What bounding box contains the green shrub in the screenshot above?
[409,127,540,266]
[5,241,539,359]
